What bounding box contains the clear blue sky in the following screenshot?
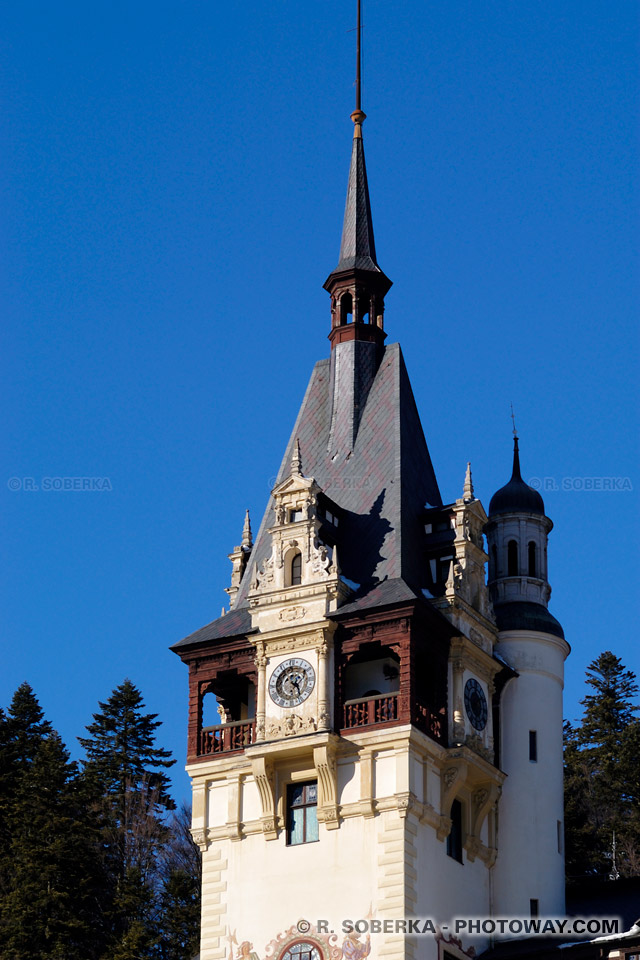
[2,1,638,803]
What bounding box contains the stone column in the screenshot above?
[317,636,330,730]
[452,657,465,744]
[255,646,268,742]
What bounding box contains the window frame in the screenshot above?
[286,781,319,846]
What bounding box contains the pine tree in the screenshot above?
[0,684,54,898]
[0,688,104,960]
[155,803,201,960]
[79,679,175,816]
[78,680,176,960]
[564,652,640,879]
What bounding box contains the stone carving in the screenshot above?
[310,543,332,578]
[443,767,458,789]
[190,828,207,850]
[257,554,274,586]
[279,606,306,622]
[266,714,317,739]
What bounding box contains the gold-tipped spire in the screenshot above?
[351,0,366,138]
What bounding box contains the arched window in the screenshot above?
[357,295,370,324]
[507,540,518,576]
[447,798,463,862]
[340,292,353,325]
[290,551,302,586]
[528,541,537,577]
[491,544,498,578]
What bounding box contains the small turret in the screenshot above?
[225,509,253,609]
[485,436,563,637]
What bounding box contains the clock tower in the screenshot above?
[171,8,568,960]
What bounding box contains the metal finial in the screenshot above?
[351,0,366,136]
[510,402,518,439]
[241,509,252,550]
[291,438,303,476]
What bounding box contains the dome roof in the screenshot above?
[493,601,565,640]
[488,437,545,518]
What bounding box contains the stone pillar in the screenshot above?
[317,636,330,730]
[452,657,465,744]
[255,647,267,742]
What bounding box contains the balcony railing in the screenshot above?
[200,719,256,755]
[343,692,398,728]
[414,700,446,744]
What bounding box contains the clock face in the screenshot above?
[268,658,316,708]
[464,678,488,731]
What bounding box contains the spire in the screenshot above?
[511,436,522,481]
[291,438,303,476]
[463,462,474,502]
[241,509,252,550]
[324,0,391,349]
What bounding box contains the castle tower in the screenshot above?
[485,436,569,918]
[172,11,568,960]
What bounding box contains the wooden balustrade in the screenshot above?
[342,692,398,728]
[199,719,255,755]
[414,700,446,744]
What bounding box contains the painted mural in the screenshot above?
[227,921,371,960]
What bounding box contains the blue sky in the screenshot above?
[2,1,638,803]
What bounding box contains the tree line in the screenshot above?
[1,651,636,959]
[564,651,640,880]
[0,679,200,960]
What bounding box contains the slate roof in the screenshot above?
[329,133,386,277]
[174,340,443,650]
[171,606,255,651]
[233,341,442,610]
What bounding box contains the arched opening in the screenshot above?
[507,540,518,576]
[279,942,323,960]
[447,798,463,862]
[357,295,370,324]
[528,541,537,577]
[201,689,221,727]
[343,648,400,701]
[289,551,302,586]
[340,292,353,325]
[491,544,498,578]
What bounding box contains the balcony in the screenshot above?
[199,719,256,755]
[343,692,398,728]
[414,699,446,745]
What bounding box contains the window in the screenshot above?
[290,552,302,586]
[529,730,538,762]
[279,944,323,960]
[287,782,319,845]
[289,508,303,522]
[508,540,518,576]
[325,509,339,527]
[446,799,463,862]
[340,292,353,324]
[528,541,536,577]
[530,898,539,918]
[424,523,433,534]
